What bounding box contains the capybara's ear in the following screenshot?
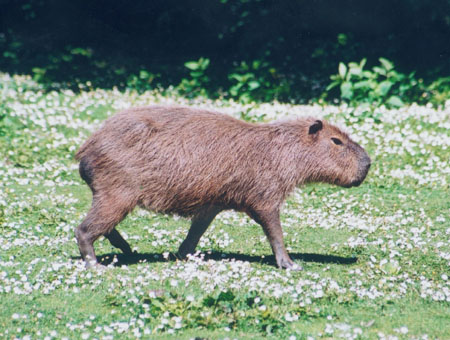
[308,120,323,135]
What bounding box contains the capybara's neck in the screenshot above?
[247,119,326,191]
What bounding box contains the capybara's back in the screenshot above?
[75,105,371,269]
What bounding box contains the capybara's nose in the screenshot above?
[362,155,371,174]
[350,179,362,187]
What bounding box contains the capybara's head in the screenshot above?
[305,119,371,188]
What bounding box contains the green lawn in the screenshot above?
[0,73,449,339]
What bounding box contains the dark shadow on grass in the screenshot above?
[71,251,358,267]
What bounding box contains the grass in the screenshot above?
[0,73,449,339]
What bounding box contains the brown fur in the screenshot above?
[75,105,371,269]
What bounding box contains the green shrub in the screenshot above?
[228,60,290,103]
[177,58,210,98]
[424,76,450,107]
[326,58,423,109]
[126,70,160,93]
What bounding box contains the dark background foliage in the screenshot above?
[1,0,449,101]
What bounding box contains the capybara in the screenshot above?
[75,105,371,269]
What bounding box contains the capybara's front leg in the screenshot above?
[249,208,302,271]
[177,207,221,259]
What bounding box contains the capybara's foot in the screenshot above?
[84,255,99,269]
[176,248,192,260]
[90,262,109,272]
[177,240,196,260]
[277,257,303,271]
[286,262,303,271]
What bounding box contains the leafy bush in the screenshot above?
[177,58,210,98]
[126,70,160,93]
[424,76,450,107]
[228,60,290,103]
[326,58,423,109]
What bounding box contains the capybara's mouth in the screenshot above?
[340,162,371,188]
[350,179,363,187]
[351,162,371,187]
[341,178,364,188]
[341,180,361,188]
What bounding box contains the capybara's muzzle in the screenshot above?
[351,156,371,187]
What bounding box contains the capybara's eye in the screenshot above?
[331,137,343,145]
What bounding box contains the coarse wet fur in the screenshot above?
[75,105,371,269]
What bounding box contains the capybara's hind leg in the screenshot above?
[177,207,221,259]
[105,229,133,255]
[75,218,98,267]
[75,198,134,267]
